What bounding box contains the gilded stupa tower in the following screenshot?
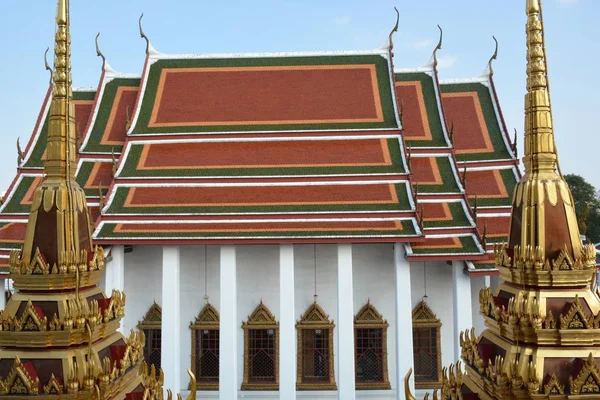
[407,0,600,399]
[0,1,177,398]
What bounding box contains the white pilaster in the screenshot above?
[279,245,296,400]
[394,243,414,398]
[337,244,355,400]
[484,275,491,289]
[105,245,125,332]
[161,246,181,395]
[0,278,6,310]
[220,246,238,400]
[452,260,472,362]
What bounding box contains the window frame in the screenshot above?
[296,302,336,390]
[137,302,162,375]
[411,300,443,389]
[354,301,390,390]
[241,301,279,391]
[190,302,220,391]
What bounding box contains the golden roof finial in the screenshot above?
[18,0,94,270]
[501,0,594,271]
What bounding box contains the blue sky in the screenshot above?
[0,0,597,190]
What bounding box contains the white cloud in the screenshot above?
[413,39,433,49]
[436,55,457,69]
[558,0,577,5]
[333,16,351,25]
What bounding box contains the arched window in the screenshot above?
[190,302,220,390]
[354,301,390,390]
[412,300,443,389]
[137,302,162,374]
[242,301,279,390]
[296,302,336,390]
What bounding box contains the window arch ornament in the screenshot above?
[354,300,390,390]
[242,301,279,391]
[296,301,336,390]
[412,300,443,389]
[190,302,220,390]
[137,302,162,375]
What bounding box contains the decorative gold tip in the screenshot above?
[57,0,68,25]
[387,7,400,51]
[404,368,417,400]
[527,0,540,13]
[432,25,443,68]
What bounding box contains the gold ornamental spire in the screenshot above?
[500,0,596,277]
[523,0,556,174]
[14,0,94,277]
[46,0,76,180]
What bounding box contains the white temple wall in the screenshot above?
[409,261,454,368]
[122,245,162,333]
[117,244,491,398]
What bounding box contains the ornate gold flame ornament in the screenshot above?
[0,1,195,399]
[406,1,600,399]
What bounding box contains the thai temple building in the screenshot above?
[0,1,190,399]
[406,0,600,399]
[0,1,525,400]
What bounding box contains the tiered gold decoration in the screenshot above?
[0,1,196,399]
[407,0,600,399]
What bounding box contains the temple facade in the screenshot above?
[0,6,521,400]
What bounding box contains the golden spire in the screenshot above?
[16,0,93,275]
[500,0,595,279]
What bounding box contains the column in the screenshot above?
[0,278,5,310]
[337,244,355,400]
[484,275,491,289]
[219,246,237,400]
[279,245,296,400]
[452,260,472,362]
[105,245,125,332]
[161,246,181,395]
[394,243,414,399]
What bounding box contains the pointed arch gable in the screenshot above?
[137,301,162,330]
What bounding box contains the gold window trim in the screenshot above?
[190,302,220,391]
[241,301,279,391]
[412,300,443,389]
[296,301,337,391]
[137,301,162,330]
[354,300,391,390]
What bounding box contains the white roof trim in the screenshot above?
[149,48,390,61]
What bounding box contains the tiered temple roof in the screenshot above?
[0,11,520,271]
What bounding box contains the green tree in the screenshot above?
[565,174,600,243]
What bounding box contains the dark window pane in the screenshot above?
[196,329,219,384]
[355,328,384,383]
[143,329,161,375]
[248,329,276,383]
[301,329,330,382]
[412,327,439,382]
